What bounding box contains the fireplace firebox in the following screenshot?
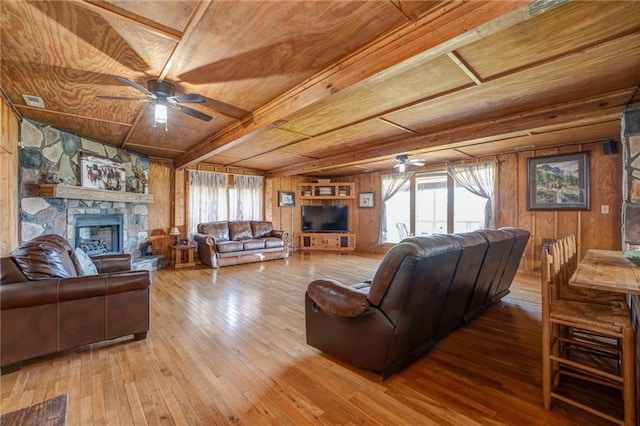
[73,214,123,255]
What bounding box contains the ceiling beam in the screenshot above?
[75,0,182,42]
[174,1,537,169]
[265,88,636,177]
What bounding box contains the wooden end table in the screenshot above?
[170,244,196,269]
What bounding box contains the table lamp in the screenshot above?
[169,227,180,246]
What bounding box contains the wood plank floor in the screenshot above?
[0,251,626,425]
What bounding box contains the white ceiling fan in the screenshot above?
[394,154,425,172]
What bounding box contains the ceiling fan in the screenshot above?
[394,154,425,171]
[98,76,213,130]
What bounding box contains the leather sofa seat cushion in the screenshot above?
[251,221,273,238]
[198,222,230,242]
[264,238,285,248]
[12,240,78,280]
[216,241,243,253]
[229,221,253,241]
[243,239,265,250]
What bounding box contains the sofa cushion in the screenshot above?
[75,248,98,276]
[229,221,253,241]
[251,221,273,238]
[199,222,230,242]
[12,239,79,280]
[216,241,244,253]
[264,237,285,248]
[243,239,266,250]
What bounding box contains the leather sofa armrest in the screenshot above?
[193,233,215,247]
[307,278,370,317]
[271,230,288,240]
[91,253,131,273]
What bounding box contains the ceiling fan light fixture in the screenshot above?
[398,163,406,173]
[154,102,168,131]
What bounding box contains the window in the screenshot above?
[187,170,263,240]
[382,162,494,242]
[416,172,448,235]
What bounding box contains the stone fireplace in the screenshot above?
[73,213,123,255]
[621,107,640,247]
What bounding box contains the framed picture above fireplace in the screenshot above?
[81,153,126,192]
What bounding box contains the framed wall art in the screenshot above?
[527,152,590,211]
[278,191,295,207]
[80,153,126,192]
[359,191,375,208]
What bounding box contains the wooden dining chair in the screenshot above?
[541,248,636,425]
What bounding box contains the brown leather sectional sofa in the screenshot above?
[0,234,151,374]
[305,227,530,378]
[193,220,288,268]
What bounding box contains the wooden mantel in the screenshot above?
[39,184,154,204]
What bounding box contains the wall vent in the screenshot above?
[21,94,45,108]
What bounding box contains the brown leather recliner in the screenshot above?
[305,227,530,378]
[0,234,151,374]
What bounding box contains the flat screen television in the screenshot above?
[302,205,348,233]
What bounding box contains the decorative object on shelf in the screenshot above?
[170,227,180,246]
[279,191,295,207]
[139,238,153,256]
[527,152,590,211]
[130,164,148,194]
[180,239,189,246]
[80,153,126,192]
[359,191,375,208]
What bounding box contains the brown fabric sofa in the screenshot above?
[305,227,530,378]
[193,220,288,268]
[0,234,151,374]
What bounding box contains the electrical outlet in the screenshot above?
[600,205,609,214]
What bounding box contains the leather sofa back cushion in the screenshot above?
[12,240,79,280]
[251,221,273,238]
[199,222,230,241]
[229,221,253,241]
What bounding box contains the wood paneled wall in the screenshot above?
[268,141,622,269]
[0,96,19,255]
[147,159,174,260]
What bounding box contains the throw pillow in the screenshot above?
[74,247,98,276]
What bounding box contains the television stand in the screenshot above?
[297,232,355,251]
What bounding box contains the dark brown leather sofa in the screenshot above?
[0,234,151,374]
[193,220,288,268]
[305,227,530,378]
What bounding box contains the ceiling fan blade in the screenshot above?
[168,94,207,104]
[170,104,213,122]
[97,95,151,102]
[115,76,156,99]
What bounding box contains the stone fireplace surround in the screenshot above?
[18,119,150,258]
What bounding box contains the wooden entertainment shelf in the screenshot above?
[297,233,355,251]
[297,182,354,199]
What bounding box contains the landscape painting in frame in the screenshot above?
[527,152,590,211]
[81,153,126,192]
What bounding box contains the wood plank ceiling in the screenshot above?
[1,1,639,177]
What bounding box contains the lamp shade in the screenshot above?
[169,227,180,236]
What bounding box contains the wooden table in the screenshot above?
[170,244,196,269]
[569,249,640,295]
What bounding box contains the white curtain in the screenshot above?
[231,175,263,220]
[447,161,496,229]
[187,170,228,240]
[379,172,412,244]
